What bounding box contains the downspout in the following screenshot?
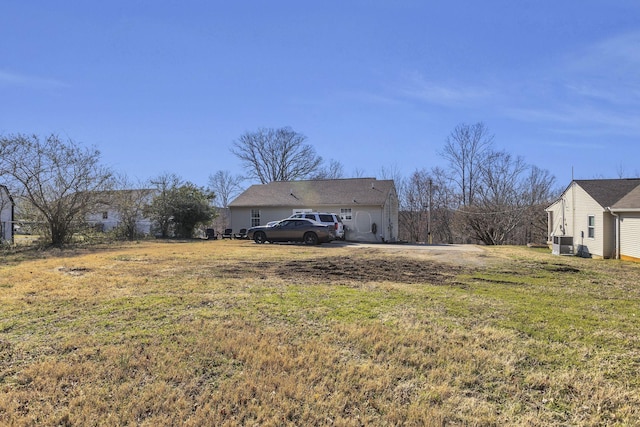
[380,203,385,243]
[561,196,566,235]
[606,207,620,260]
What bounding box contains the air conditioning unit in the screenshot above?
[552,236,573,256]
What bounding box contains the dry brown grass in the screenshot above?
[1,240,639,425]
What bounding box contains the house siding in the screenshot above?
[547,183,611,258]
[86,209,154,234]
[349,207,384,241]
[620,214,640,261]
[84,189,157,236]
[546,199,566,238]
[572,184,607,258]
[230,207,295,230]
[0,187,14,243]
[602,212,617,259]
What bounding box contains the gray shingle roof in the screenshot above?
[612,184,640,210]
[576,179,640,208]
[229,178,395,207]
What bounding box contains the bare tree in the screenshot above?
[478,151,528,208]
[377,164,404,183]
[207,170,244,208]
[231,127,322,183]
[352,167,366,178]
[399,167,456,244]
[0,134,113,246]
[440,122,493,206]
[207,170,243,232]
[521,166,558,244]
[461,150,528,245]
[0,185,13,243]
[455,150,556,245]
[616,163,640,179]
[311,159,345,180]
[401,170,430,243]
[428,167,458,244]
[110,174,156,240]
[437,121,559,245]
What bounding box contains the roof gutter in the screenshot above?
[608,208,640,213]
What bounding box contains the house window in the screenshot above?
[587,215,595,238]
[251,209,260,227]
[102,211,108,220]
[340,208,352,221]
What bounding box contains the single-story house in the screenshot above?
[546,179,640,261]
[228,178,399,242]
[0,185,15,243]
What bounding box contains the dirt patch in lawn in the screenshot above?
[215,256,468,285]
[278,257,467,284]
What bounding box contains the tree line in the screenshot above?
[1,123,557,247]
[398,123,556,245]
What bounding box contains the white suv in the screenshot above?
[288,212,345,240]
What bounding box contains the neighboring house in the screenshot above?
[228,178,399,242]
[546,179,640,261]
[85,189,156,235]
[0,185,15,243]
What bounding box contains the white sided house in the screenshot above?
[0,185,15,243]
[85,189,156,235]
[546,179,640,261]
[228,178,399,243]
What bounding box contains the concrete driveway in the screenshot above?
[331,241,488,265]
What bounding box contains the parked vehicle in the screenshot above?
[247,218,335,245]
[288,212,345,239]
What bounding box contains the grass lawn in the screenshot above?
[1,240,639,425]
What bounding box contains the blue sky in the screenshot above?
[2,1,639,189]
